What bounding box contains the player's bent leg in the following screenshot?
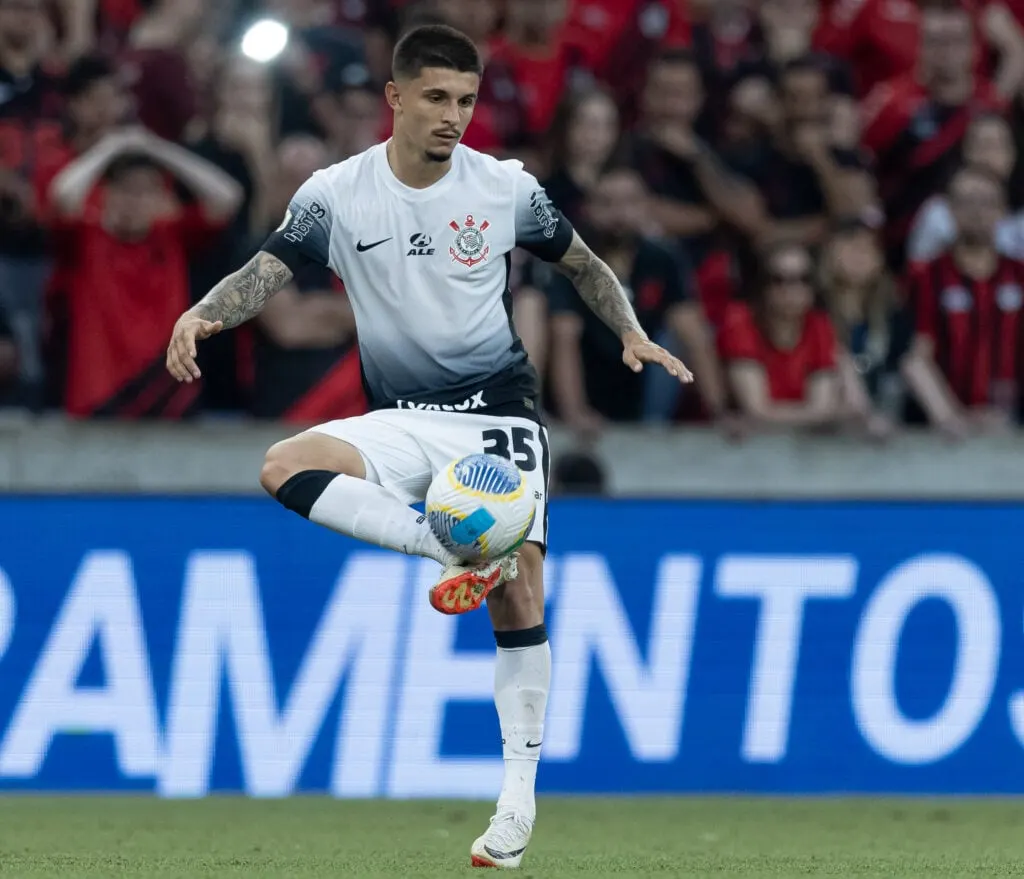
[259,430,456,564]
[471,542,549,869]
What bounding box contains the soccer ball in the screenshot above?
[426,453,537,563]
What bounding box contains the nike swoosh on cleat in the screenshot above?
[525,740,542,748]
[356,237,392,252]
[484,845,526,860]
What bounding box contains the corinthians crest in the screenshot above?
[449,214,490,267]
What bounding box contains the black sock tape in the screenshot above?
[275,469,337,519]
[494,624,548,649]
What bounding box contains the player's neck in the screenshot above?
[386,139,452,190]
[952,242,998,280]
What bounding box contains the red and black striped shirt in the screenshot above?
[909,252,1024,406]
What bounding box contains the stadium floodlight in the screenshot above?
[241,19,289,63]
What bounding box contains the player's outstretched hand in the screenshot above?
[166,311,223,383]
[621,330,694,383]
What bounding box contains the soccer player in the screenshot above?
[166,24,691,869]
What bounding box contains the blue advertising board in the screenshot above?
[0,496,1020,796]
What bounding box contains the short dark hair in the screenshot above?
[103,153,162,185]
[64,54,116,99]
[392,24,482,81]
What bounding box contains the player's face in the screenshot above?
[389,67,480,163]
[965,119,1016,182]
[950,173,1005,245]
[765,247,814,320]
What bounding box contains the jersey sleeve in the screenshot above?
[261,171,335,273]
[513,169,576,263]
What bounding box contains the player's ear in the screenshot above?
[385,81,402,111]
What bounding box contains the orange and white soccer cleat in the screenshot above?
[428,554,519,615]
[470,808,534,869]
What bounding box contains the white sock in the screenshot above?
[308,474,457,565]
[494,638,551,820]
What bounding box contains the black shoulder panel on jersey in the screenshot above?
[514,182,576,263]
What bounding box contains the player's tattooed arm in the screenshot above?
[556,232,694,383]
[167,251,294,383]
[555,232,645,340]
[193,251,294,329]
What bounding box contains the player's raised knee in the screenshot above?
[259,440,297,497]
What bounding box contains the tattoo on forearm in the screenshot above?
[194,251,293,329]
[557,236,643,339]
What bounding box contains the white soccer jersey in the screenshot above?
[263,142,574,420]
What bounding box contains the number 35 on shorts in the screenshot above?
[481,425,538,471]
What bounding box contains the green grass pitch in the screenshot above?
[0,797,1022,877]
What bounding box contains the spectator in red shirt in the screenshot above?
[47,127,243,417]
[862,2,1006,270]
[818,0,1024,100]
[35,55,131,408]
[902,165,1024,438]
[36,55,131,200]
[0,0,64,408]
[489,0,579,145]
[719,241,842,432]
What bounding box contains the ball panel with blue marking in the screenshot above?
[426,453,537,562]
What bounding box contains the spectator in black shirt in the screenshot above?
[724,57,870,248]
[543,85,621,227]
[547,166,726,435]
[629,49,764,327]
[514,85,622,384]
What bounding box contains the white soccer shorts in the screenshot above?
[308,408,550,549]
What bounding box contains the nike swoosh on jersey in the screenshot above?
[356,237,393,252]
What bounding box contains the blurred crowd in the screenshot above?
[3,0,1024,445]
